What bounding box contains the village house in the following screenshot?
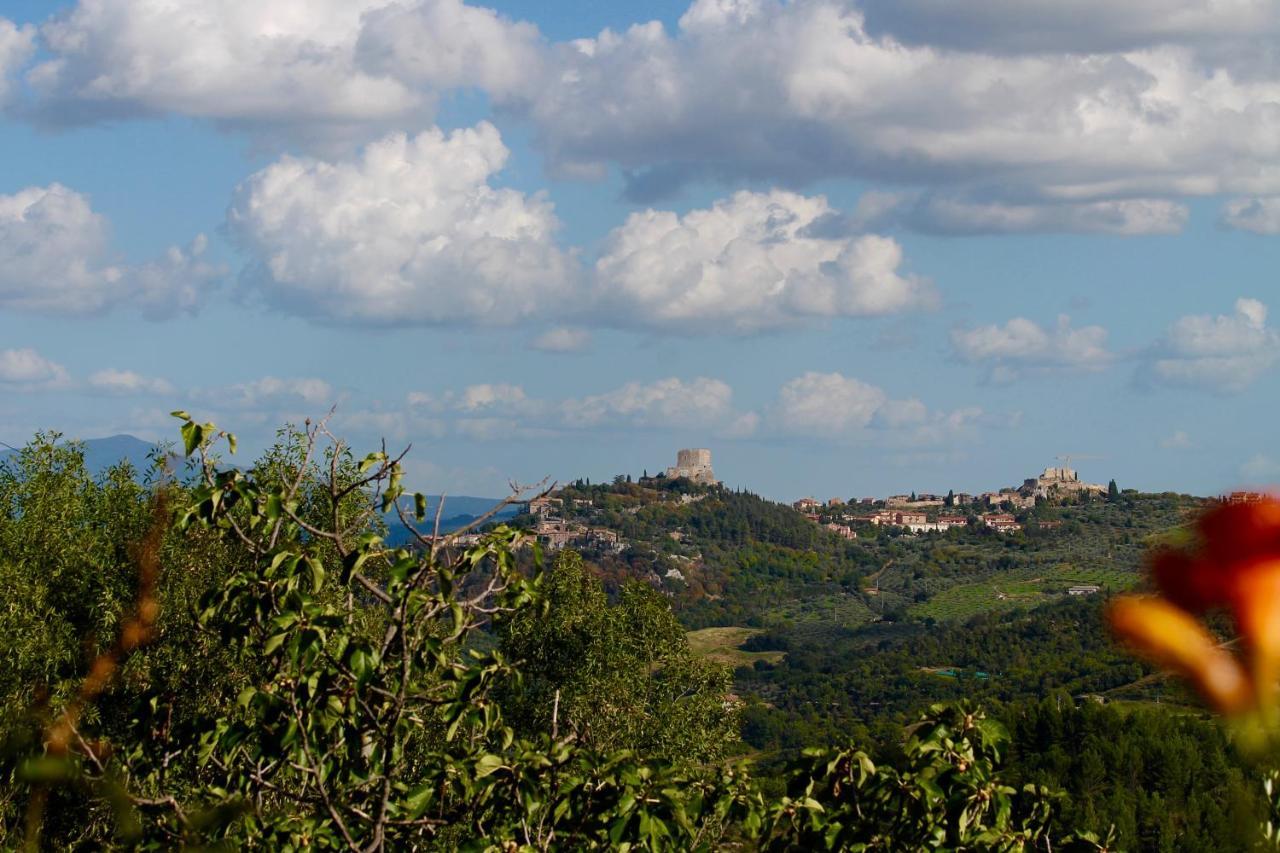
[824,522,858,540]
[793,497,821,512]
[1069,584,1101,596]
[982,513,1022,533]
[534,519,578,550]
[526,495,562,517]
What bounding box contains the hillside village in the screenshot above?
[793,464,1109,538]
[520,448,1115,555]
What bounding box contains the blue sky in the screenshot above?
[2,0,1280,500]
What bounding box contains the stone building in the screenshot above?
[1022,466,1105,499]
[665,448,719,485]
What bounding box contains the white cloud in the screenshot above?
[775,372,888,434]
[459,383,529,412]
[858,0,1277,54]
[907,197,1188,236]
[1222,197,1280,234]
[0,348,69,390]
[26,0,419,143]
[17,0,541,149]
[951,315,1112,381]
[1141,298,1280,393]
[561,377,734,429]
[0,184,221,317]
[228,123,578,326]
[354,0,543,99]
[194,377,337,409]
[88,369,174,396]
[593,190,935,333]
[404,376,743,437]
[771,371,980,445]
[0,18,35,105]
[13,0,1280,229]
[530,327,591,353]
[1160,429,1192,450]
[514,1,1280,219]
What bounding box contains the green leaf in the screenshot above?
[180,421,203,456]
[474,754,505,779]
[304,556,325,593]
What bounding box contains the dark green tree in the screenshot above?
[499,551,738,766]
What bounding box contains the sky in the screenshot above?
[2,0,1280,501]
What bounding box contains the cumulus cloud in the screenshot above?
[593,190,935,333]
[0,184,221,317]
[14,0,542,148]
[514,0,1280,217]
[529,327,591,353]
[88,369,174,396]
[906,197,1188,236]
[403,377,742,437]
[194,377,338,409]
[858,0,1277,54]
[771,371,980,444]
[0,347,69,390]
[1140,298,1280,393]
[561,378,735,429]
[10,0,1280,229]
[1222,197,1280,234]
[24,0,416,142]
[0,18,35,105]
[775,372,889,435]
[1160,429,1192,449]
[951,315,1112,382]
[228,123,577,326]
[354,1,543,98]
[458,383,529,412]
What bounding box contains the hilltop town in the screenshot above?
[517,448,1119,557]
[792,463,1110,538]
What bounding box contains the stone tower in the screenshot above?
[666,448,718,485]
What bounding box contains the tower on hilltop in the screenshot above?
[665,448,718,485]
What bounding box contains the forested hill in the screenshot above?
[519,481,1254,850]
[512,478,875,626]
[515,479,1205,631]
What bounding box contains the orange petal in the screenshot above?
[1228,559,1280,704]
[1150,550,1225,613]
[1108,596,1253,715]
[1199,498,1280,567]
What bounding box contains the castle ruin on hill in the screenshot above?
[1021,465,1106,499]
[665,448,719,486]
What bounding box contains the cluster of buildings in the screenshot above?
[789,462,1116,537]
[525,495,626,553]
[793,463,1108,520]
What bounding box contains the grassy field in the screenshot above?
[687,627,786,667]
[908,565,1141,623]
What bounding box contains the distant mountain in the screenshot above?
[383,496,521,542]
[0,434,163,477]
[80,434,165,475]
[0,435,518,536]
